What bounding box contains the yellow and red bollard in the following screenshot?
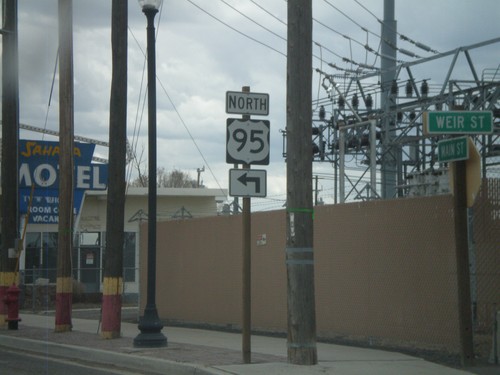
[3,284,21,330]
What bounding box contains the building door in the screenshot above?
[78,232,101,293]
[80,247,100,293]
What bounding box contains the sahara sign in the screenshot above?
[19,140,108,223]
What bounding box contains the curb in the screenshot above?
[0,335,225,375]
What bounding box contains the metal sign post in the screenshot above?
[225,86,270,364]
[425,110,487,365]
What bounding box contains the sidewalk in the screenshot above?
[0,310,496,375]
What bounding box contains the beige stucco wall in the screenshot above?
[141,194,462,353]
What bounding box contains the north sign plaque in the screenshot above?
[226,91,269,116]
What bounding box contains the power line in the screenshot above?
[41,48,60,140]
[353,0,439,54]
[129,18,226,197]
[249,0,286,26]
[127,26,148,183]
[322,0,426,61]
[187,0,339,67]
[155,77,227,196]
[186,0,286,57]
[220,0,286,42]
[323,0,378,38]
[191,0,386,73]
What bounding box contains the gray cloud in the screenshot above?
[10,0,500,209]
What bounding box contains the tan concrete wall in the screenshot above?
[314,196,460,351]
[140,194,461,352]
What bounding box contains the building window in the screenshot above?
[25,232,58,283]
[124,232,136,282]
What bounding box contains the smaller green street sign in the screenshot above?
[425,111,493,135]
[437,136,469,163]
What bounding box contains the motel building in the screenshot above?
[3,139,227,301]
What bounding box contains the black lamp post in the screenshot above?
[134,0,167,348]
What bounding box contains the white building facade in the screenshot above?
[20,187,227,301]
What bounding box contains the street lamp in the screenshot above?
[134,0,167,348]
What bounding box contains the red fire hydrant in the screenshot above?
[4,284,21,330]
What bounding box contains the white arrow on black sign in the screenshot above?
[229,169,267,198]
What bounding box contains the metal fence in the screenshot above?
[19,267,139,311]
[472,178,500,362]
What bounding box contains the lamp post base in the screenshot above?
[133,307,167,348]
[133,331,167,348]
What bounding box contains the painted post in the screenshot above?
[102,0,128,339]
[0,0,20,328]
[55,0,74,332]
[241,86,252,364]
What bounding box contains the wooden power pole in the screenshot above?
[55,0,74,332]
[241,86,251,364]
[102,0,128,339]
[286,0,317,365]
[453,160,474,365]
[0,0,20,327]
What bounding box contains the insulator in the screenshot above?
[391,80,398,95]
[406,81,413,97]
[358,63,377,70]
[365,94,373,109]
[319,105,325,120]
[338,96,345,109]
[421,80,429,97]
[319,138,325,161]
[351,94,359,109]
[409,111,416,121]
[397,112,403,123]
[415,42,432,52]
[364,44,375,53]
[312,127,320,135]
[399,48,417,58]
[360,135,370,147]
[312,142,320,155]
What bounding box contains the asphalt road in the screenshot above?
[0,347,150,375]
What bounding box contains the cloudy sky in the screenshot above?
[12,0,500,210]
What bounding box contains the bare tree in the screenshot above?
[129,168,198,188]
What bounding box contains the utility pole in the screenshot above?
[453,161,474,365]
[196,166,204,187]
[286,0,317,365]
[102,0,127,339]
[380,0,398,199]
[0,0,20,327]
[241,86,252,364]
[55,0,74,332]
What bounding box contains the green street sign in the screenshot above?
[437,136,469,163]
[424,111,493,135]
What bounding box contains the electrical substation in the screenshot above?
[284,38,500,204]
